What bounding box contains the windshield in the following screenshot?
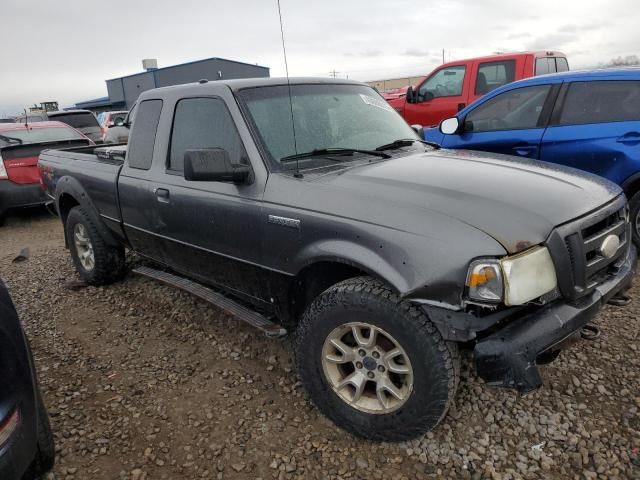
[237,84,418,170]
[0,126,85,147]
[50,112,99,128]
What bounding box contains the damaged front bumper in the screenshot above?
[473,243,637,393]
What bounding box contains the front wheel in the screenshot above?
[629,191,640,248]
[295,276,459,441]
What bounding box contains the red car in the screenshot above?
[388,51,569,127]
[0,121,92,224]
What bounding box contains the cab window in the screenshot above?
[168,97,246,172]
[464,85,551,132]
[555,57,569,72]
[535,58,557,75]
[476,60,516,95]
[417,65,466,101]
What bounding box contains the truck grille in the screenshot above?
[547,196,630,301]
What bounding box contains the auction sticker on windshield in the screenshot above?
[360,94,394,111]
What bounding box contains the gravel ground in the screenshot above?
[1,210,639,480]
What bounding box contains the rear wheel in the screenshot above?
[65,206,125,285]
[295,276,459,441]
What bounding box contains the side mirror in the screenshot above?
[113,118,125,127]
[405,86,416,104]
[184,148,251,184]
[411,124,424,137]
[439,117,460,135]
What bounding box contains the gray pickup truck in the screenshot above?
[38,77,636,441]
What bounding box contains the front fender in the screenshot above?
[294,238,416,295]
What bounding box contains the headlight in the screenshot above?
[466,246,557,306]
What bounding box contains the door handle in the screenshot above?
[616,132,640,144]
[512,144,538,157]
[154,187,170,203]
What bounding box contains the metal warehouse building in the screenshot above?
[74,57,270,111]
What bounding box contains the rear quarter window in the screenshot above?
[558,80,640,125]
[126,100,163,170]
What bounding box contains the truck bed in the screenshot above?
[38,144,127,237]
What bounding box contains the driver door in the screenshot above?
[441,83,556,158]
[404,65,469,127]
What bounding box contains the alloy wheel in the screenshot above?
[321,322,414,414]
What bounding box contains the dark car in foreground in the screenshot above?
[0,280,54,479]
[424,68,640,244]
[0,121,92,225]
[39,77,636,441]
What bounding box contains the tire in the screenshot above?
[65,206,125,285]
[33,390,55,476]
[629,191,640,248]
[295,276,459,441]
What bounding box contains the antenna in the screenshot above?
[276,0,301,178]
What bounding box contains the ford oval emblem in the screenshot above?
[599,234,620,259]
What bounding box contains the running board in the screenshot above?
[132,266,287,338]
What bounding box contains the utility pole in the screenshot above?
[329,69,340,78]
[442,49,445,64]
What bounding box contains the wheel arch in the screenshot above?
[621,171,640,200]
[285,240,414,324]
[55,176,120,249]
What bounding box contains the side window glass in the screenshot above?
[535,58,550,75]
[465,85,551,132]
[418,65,466,100]
[126,99,162,170]
[168,97,246,172]
[476,60,516,95]
[555,57,569,72]
[558,81,640,125]
[126,104,138,127]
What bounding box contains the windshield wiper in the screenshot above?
[375,138,440,151]
[280,148,391,163]
[0,134,23,145]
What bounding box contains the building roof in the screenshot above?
[72,97,115,109]
[105,56,269,82]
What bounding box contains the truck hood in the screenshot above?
[311,149,622,254]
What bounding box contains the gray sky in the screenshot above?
[1,0,638,115]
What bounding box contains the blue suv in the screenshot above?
[424,68,640,244]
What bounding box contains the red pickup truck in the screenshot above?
[388,51,569,127]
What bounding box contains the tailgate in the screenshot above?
[1,140,92,184]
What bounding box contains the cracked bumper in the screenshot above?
[473,244,636,393]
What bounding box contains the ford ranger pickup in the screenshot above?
[38,77,635,441]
